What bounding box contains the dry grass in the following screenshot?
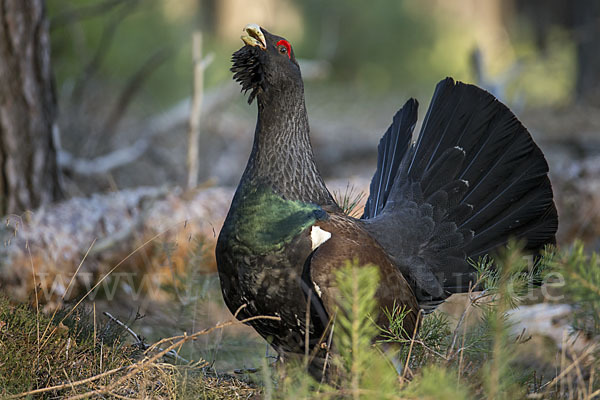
[0,218,267,399]
[0,294,271,399]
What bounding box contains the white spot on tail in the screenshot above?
[311,226,331,250]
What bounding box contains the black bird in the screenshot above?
[216,24,558,370]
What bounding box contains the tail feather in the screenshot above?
[421,146,465,197]
[362,78,557,308]
[467,183,557,258]
[460,157,549,230]
[362,99,418,219]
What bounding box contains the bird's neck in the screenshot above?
[242,90,335,206]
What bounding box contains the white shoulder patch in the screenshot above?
[312,281,323,298]
[310,225,331,250]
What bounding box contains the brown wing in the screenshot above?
[308,212,420,337]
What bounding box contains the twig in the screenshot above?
[66,313,281,400]
[103,312,144,346]
[560,331,567,396]
[38,221,185,353]
[403,339,448,361]
[588,388,600,399]
[447,284,488,360]
[321,315,336,383]
[148,304,248,352]
[401,310,422,382]
[10,312,278,399]
[571,345,588,398]
[40,239,97,344]
[233,304,247,318]
[103,311,189,363]
[304,289,312,364]
[62,368,75,394]
[588,368,595,400]
[539,344,597,392]
[28,244,40,366]
[187,31,208,189]
[305,309,334,368]
[457,306,469,380]
[6,365,129,399]
[456,283,483,379]
[107,391,135,400]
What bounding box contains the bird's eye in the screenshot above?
[276,39,292,59]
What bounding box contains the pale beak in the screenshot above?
[241,23,266,50]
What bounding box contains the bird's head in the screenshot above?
[231,24,301,104]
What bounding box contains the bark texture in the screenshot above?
[0,0,61,215]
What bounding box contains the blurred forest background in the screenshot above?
[1,0,600,397]
[43,0,599,194]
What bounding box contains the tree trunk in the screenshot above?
[574,0,600,105]
[0,0,62,215]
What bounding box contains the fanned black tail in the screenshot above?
[362,99,418,219]
[362,78,558,305]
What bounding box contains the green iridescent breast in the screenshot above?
[225,185,326,255]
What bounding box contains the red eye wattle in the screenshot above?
[276,39,292,59]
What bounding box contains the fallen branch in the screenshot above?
[58,138,149,176]
[58,82,237,176]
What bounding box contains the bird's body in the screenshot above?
[218,185,418,354]
[216,24,558,369]
[217,183,329,354]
